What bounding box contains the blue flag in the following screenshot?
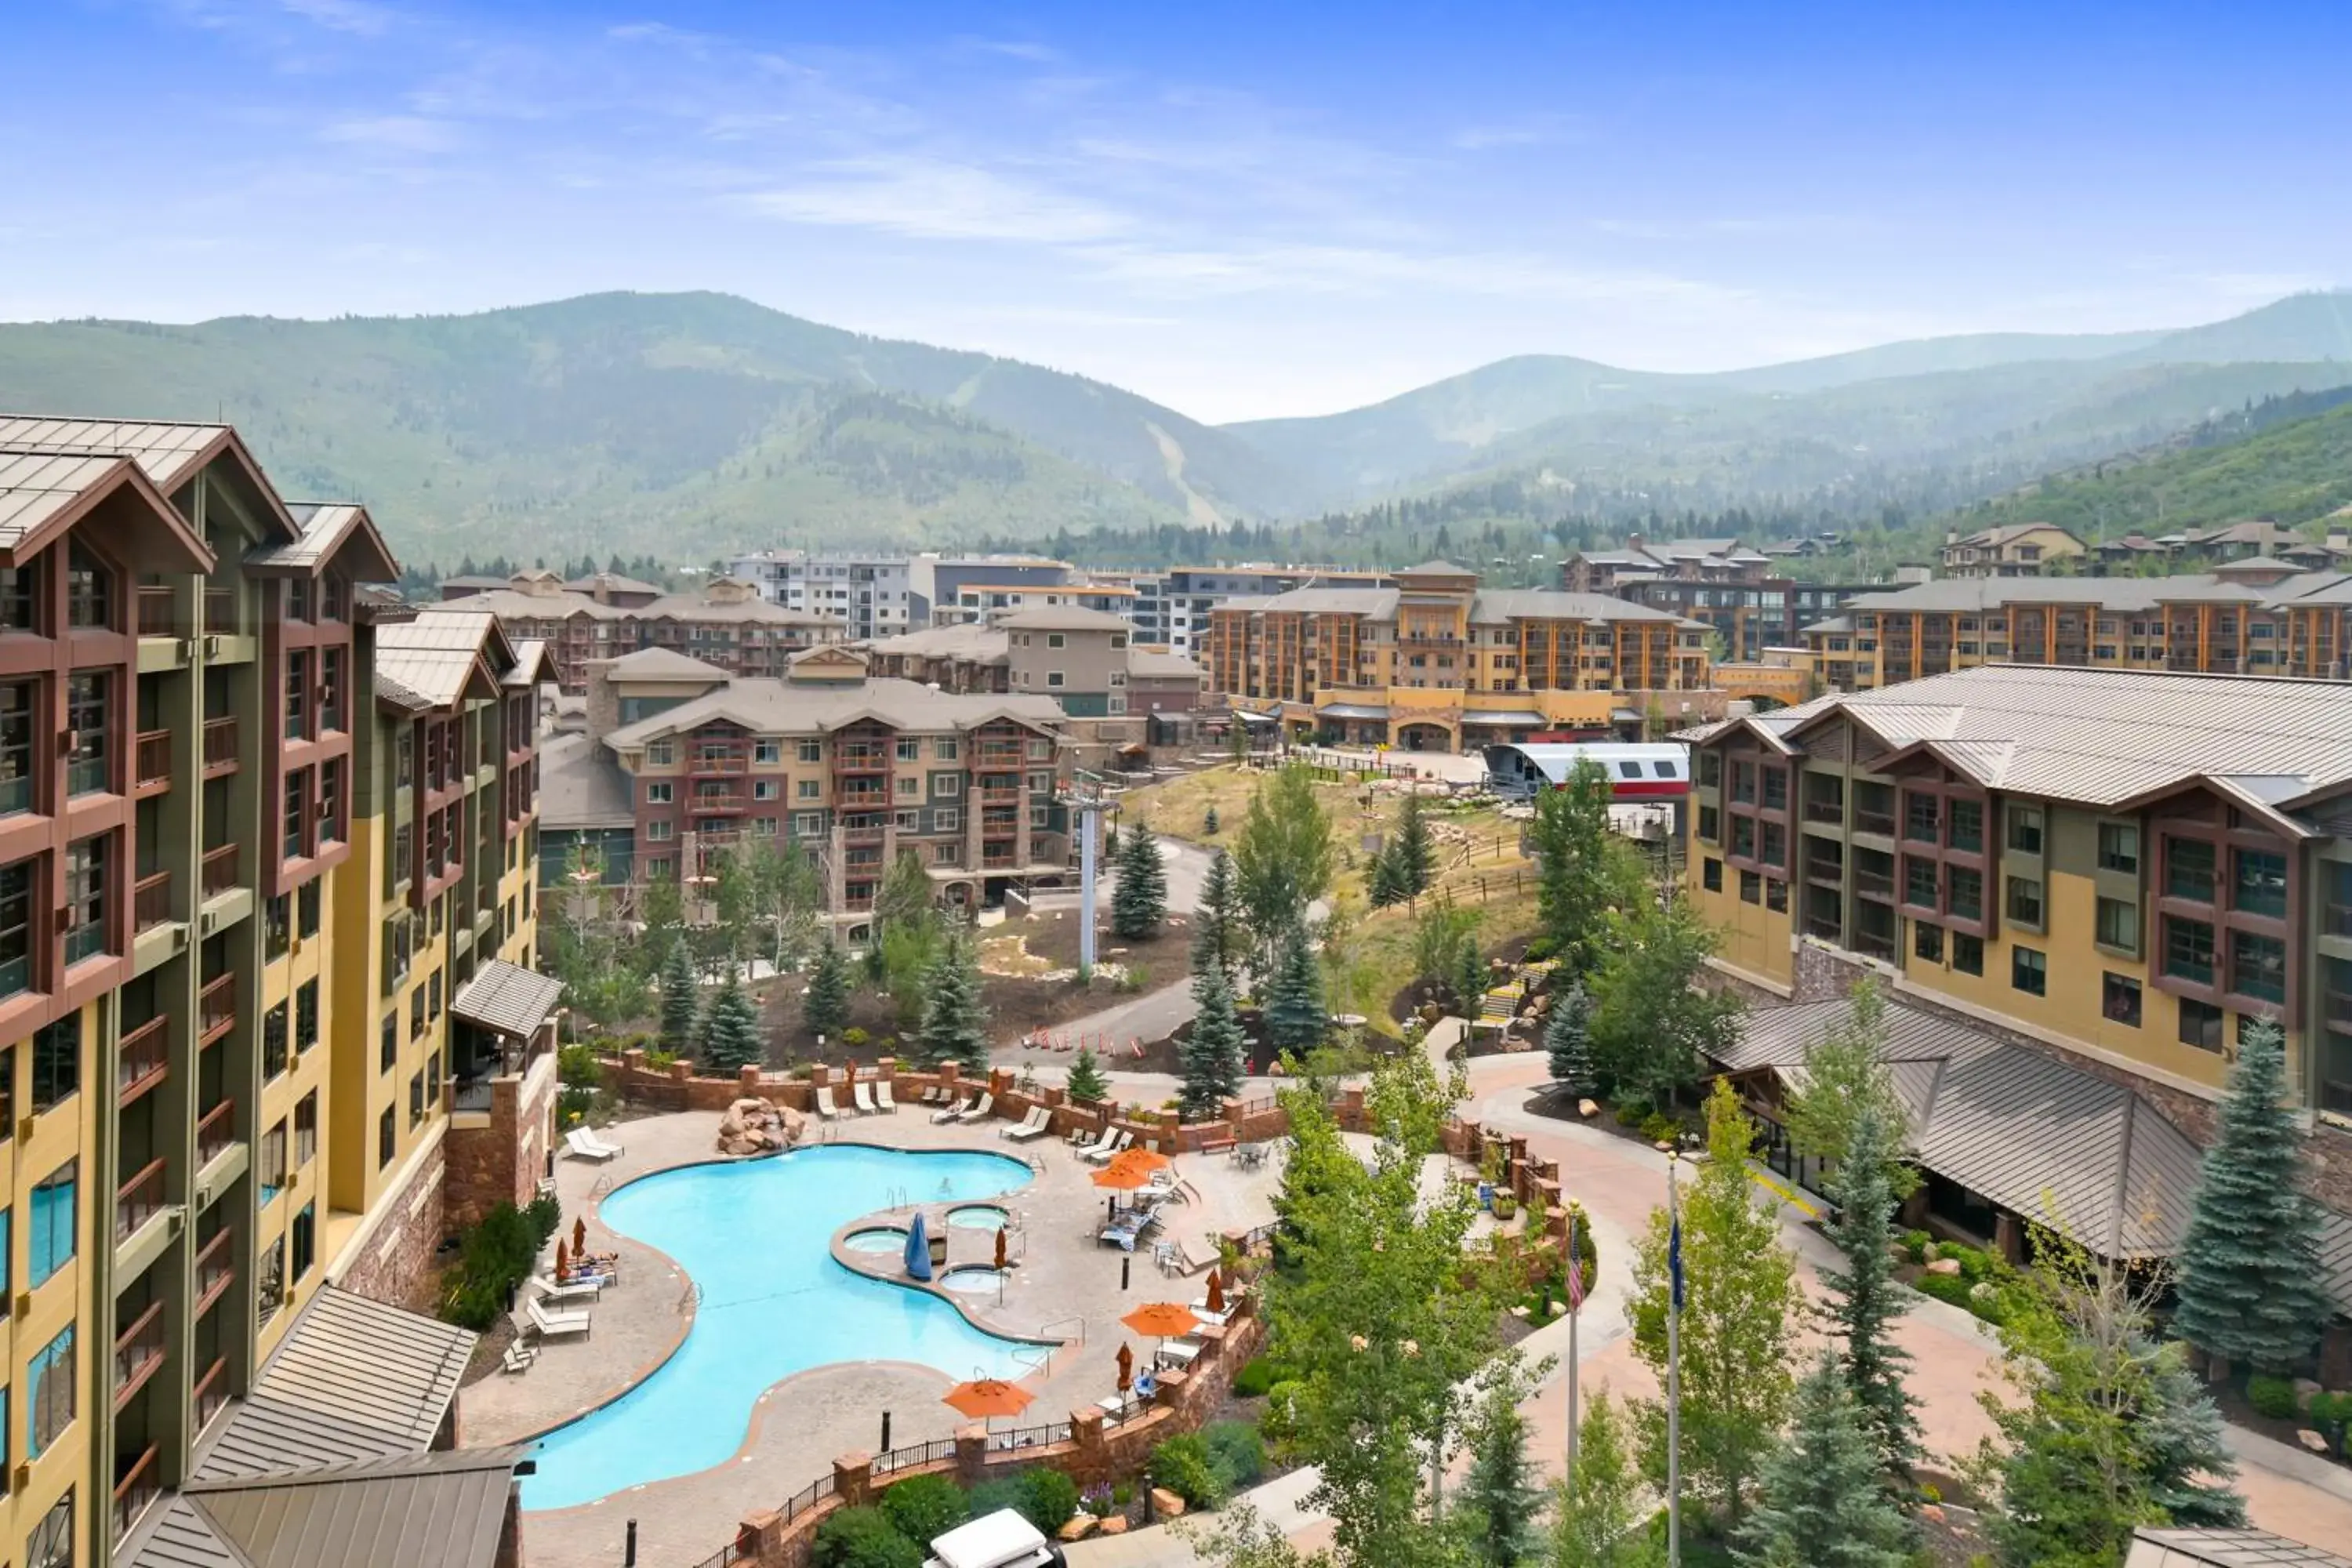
[1668,1212,1685,1312]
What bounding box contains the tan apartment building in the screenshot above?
[1939,522,2086,577]
[1685,665,2352,1305]
[1207,560,1714,750]
[0,417,546,1568]
[445,568,843,691]
[1805,560,2352,691]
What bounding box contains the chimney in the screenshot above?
[1626,532,1645,554]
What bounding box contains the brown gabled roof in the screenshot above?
[0,415,301,543]
[245,502,401,583]
[0,448,216,573]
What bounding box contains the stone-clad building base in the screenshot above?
[330,1126,452,1316]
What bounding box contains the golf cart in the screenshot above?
[924,1508,1066,1568]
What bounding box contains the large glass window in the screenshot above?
[2095,896,2139,954]
[296,978,319,1053]
[2164,916,2217,985]
[2230,930,2287,1005]
[0,564,37,633]
[2166,837,2216,902]
[321,648,344,731]
[30,1018,77,1112]
[260,1120,287,1204]
[2011,946,2046,996]
[2178,996,2225,1053]
[64,670,107,797]
[2097,821,2140,874]
[1761,767,1787,811]
[1948,799,1984,853]
[1904,792,1940,843]
[258,1232,285,1322]
[2233,849,2287,919]
[1947,866,1983,922]
[2103,972,2142,1027]
[62,834,107,965]
[2005,875,2044,928]
[284,769,307,861]
[263,1002,288,1080]
[0,680,34,816]
[27,1327,74,1458]
[285,649,310,741]
[2007,804,2043,855]
[379,1105,396,1168]
[28,1160,75,1287]
[65,544,110,629]
[0,860,31,1000]
[1952,932,1984,976]
[292,1201,316,1283]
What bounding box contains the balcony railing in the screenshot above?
[114,1158,167,1244]
[134,730,172,793]
[136,586,177,637]
[203,588,235,635]
[67,755,107,797]
[134,869,172,934]
[112,1443,161,1547]
[118,1015,168,1106]
[979,786,1021,804]
[202,715,239,776]
[192,1355,230,1432]
[690,755,750,775]
[114,1301,166,1410]
[201,843,240,898]
[2327,902,2352,940]
[197,1098,237,1167]
[842,825,885,848]
[976,746,1022,767]
[194,1229,234,1316]
[1854,807,1896,837]
[198,974,236,1045]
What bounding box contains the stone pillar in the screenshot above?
[831,1453,874,1510]
[735,1511,786,1568]
[877,1056,898,1094]
[954,1425,989,1486]
[739,1065,763,1094]
[1070,1408,1108,1486]
[940,1061,962,1090]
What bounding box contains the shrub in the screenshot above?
[1203,1420,1266,1490]
[440,1202,543,1330]
[1149,1432,1226,1509]
[1950,1244,1993,1283]
[1203,807,1219,833]
[642,1047,679,1070]
[1902,1229,1932,1263]
[843,1026,870,1050]
[1261,1381,1307,1447]
[1231,1358,1279,1399]
[1639,1112,1679,1145]
[1912,1270,1977,1316]
[878,1473,966,1545]
[812,1505,920,1568]
[964,1479,1024,1524]
[1523,934,1556,962]
[527,1192,561,1245]
[1014,1468,1080,1532]
[557,1041,606,1088]
[2247,1374,2302,1421]
[1919,1482,1943,1505]
[1614,1101,1650,1128]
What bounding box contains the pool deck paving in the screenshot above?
[477,1102,1286,1568]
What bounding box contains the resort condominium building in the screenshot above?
[1207,559,1714,750]
[1684,665,2352,1305]
[0,418,549,1568]
[444,567,844,692]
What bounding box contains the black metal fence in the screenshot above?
[870,1439,958,1477]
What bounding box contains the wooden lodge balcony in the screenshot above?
[975,743,1023,768]
[201,843,240,899]
[688,753,750,776]
[198,974,236,1046]
[134,869,173,935]
[112,1443,161,1547]
[136,586,178,637]
[134,731,172,796]
[194,1229,234,1317]
[203,588,236,637]
[192,1356,230,1436]
[114,1159,167,1245]
[197,1098,238,1168]
[833,746,891,775]
[114,1301,166,1411]
[118,1015,168,1107]
[202,716,239,777]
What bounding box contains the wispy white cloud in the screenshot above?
[278,0,396,34]
[745,156,1134,244]
[1450,114,1577,151]
[321,114,458,151]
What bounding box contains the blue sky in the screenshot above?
[5,1,2348,422]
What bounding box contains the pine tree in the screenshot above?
[912,936,991,1071]
[1181,962,1248,1120]
[1819,1106,1922,1487]
[2140,1341,2247,1528]
[1203,806,1219,835]
[1733,1352,1915,1568]
[1393,792,1435,898]
[1111,822,1168,940]
[698,971,766,1073]
[803,941,851,1044]
[2171,1018,2331,1374]
[1544,982,1596,1096]
[1457,1364,1541,1567]
[1367,843,1408,909]
[658,939,699,1056]
[1261,924,1326,1056]
[1065,1044,1109,1103]
[1190,849,1247,985]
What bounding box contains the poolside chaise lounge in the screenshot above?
[955,1091,994,1123]
[1075,1127,1119,1160]
[876,1080,898,1112]
[501,1341,538,1374]
[1005,1108,1054,1142]
[528,1298,593,1339]
[933,1092,978,1125]
[1083,1129,1134,1164]
[921,1086,944,1106]
[852,1080,878,1115]
[564,1127,622,1162]
[532,1275,601,1305]
[815,1086,839,1120]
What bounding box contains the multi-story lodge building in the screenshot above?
[862,606,1203,719]
[1939,522,2086,577]
[0,417,551,1568]
[1562,535,1884,663]
[551,650,1077,933]
[1208,560,1714,750]
[442,568,842,691]
[1803,559,2352,691]
[1686,665,2352,1314]
[726,550,912,641]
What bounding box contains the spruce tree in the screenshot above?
[2140,1341,2246,1528]
[1457,1366,1541,1568]
[2171,1018,2331,1374]
[1393,792,1436,898]
[1189,849,1246,985]
[1544,982,1597,1096]
[1819,1106,1922,1487]
[698,971,765,1073]
[803,941,851,1044]
[1367,844,1408,909]
[1101,820,1120,858]
[658,938,699,1057]
[1065,1044,1109,1103]
[1202,805,1219,835]
[1111,822,1168,940]
[1181,961,1248,1120]
[1261,924,1327,1056]
[912,936,992,1071]
[1734,1352,1915,1568]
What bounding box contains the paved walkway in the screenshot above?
[477,1106,1287,1568]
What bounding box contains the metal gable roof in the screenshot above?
[0,415,229,488]
[247,1286,476,1450]
[245,503,401,583]
[2129,1528,2352,1568]
[191,1396,416,1484]
[373,610,503,709]
[596,647,734,681]
[450,959,564,1040]
[182,1448,524,1568]
[0,446,217,572]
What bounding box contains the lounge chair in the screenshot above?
[1084,1129,1134,1164]
[933,1093,977,1125]
[920,1086,943,1107]
[528,1298,592,1339]
[955,1091,994,1123]
[876,1080,897,1112]
[1073,1127,1117,1161]
[1007,1108,1053,1142]
[500,1341,538,1374]
[564,1127,622,1162]
[533,1275,601,1305]
[1156,1338,1205,1370]
[852,1081,877,1116]
[815,1086,839,1120]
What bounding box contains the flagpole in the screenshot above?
[1667,1151,1682,1568]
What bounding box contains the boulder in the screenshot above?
[1548,1300,1567,1317]
[1510,1305,1531,1320]
[2295,1377,2325,1402]
[1926,1258,1962,1276]
[1577,1099,1599,1119]
[1098,1515,1129,1536]
[1919,1504,1946,1525]
[1057,1515,1098,1542]
[718,1113,746,1139]
[2299,1428,2330,1454]
[1151,1489,1187,1519]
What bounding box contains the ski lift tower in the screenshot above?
[1065,768,1116,972]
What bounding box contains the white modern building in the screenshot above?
[729,550,913,640]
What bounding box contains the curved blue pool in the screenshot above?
[521,1145,1036,1510]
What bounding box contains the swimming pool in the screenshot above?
[521,1145,1036,1510]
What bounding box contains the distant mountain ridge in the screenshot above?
[0,288,2347,564]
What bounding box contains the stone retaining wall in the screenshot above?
[332,1135,448,1317]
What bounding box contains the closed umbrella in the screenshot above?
[555,1239,570,1279]
[572,1217,587,1257]
[1116,1342,1134,1392]
[993,1225,1008,1272]
[1206,1269,1225,1315]
[905,1212,933,1282]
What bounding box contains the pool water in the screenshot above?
[946,1205,1008,1231]
[522,1145,1035,1510]
[843,1228,908,1253]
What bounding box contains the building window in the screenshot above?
[1760,768,1787,811]
[754,779,779,800]
[379,1106,396,1168]
[1913,921,1944,964]
[935,774,962,797]
[292,1201,316,1283]
[321,648,344,731]
[2163,916,2217,986]
[1947,866,1982,922]
[896,775,919,799]
[2005,875,2044,928]
[31,1018,78,1112]
[1903,856,1938,909]
[936,806,958,833]
[1765,877,1788,913]
[2007,804,2043,855]
[2230,930,2287,1005]
[2232,849,2288,919]
[66,543,111,629]
[1948,799,1984,853]
[2095,896,2139,954]
[797,739,822,764]
[64,670,108,797]
[895,738,920,762]
[263,1003,289,1079]
[1739,868,1761,904]
[284,769,308,861]
[2177,996,2225,1053]
[1759,822,1785,868]
[258,1233,285,1321]
[0,681,31,818]
[2103,972,2142,1028]
[285,649,310,740]
[797,779,820,800]
[28,1160,75,1286]
[1697,750,1721,787]
[935,737,960,760]
[1047,671,1065,688]
[27,1327,74,1458]
[1952,932,1984,976]
[645,782,672,804]
[1730,816,1755,858]
[1702,858,1722,892]
[380,1014,398,1073]
[0,564,37,633]
[395,728,412,788]
[646,819,673,841]
[1697,805,1719,843]
[1904,792,1939,843]
[260,1120,288,1203]
[296,978,319,1052]
[2012,946,2046,996]
[2165,837,2216,902]
[793,813,821,837]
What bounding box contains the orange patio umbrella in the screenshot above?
[1120,1302,1200,1338]
[943,1377,1036,1422]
